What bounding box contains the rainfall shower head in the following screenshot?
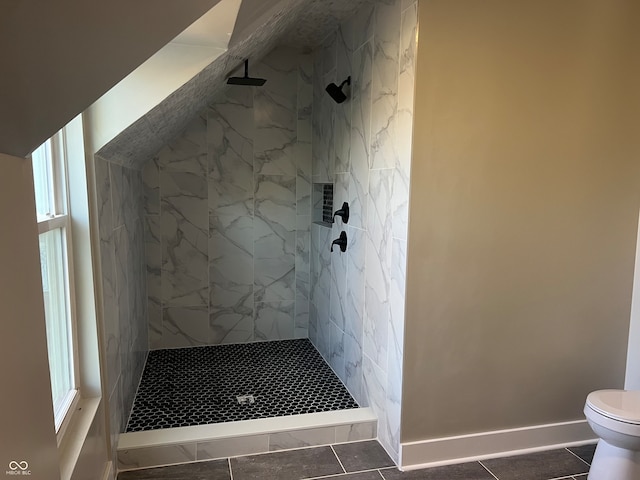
[325,76,351,103]
[227,59,267,86]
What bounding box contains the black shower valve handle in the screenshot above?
[332,202,349,224]
[330,231,348,253]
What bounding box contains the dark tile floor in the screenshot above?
[118,439,597,480]
[126,339,359,432]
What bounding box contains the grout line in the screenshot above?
[330,445,347,474]
[478,461,499,480]
[479,460,583,480]
[228,457,234,480]
[305,467,387,480]
[220,443,341,461]
[378,468,391,480]
[564,447,592,467]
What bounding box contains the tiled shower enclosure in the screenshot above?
[142,47,313,349]
[308,0,417,462]
[94,0,417,466]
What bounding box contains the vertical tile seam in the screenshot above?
[206,109,212,346]
[564,448,592,467]
[330,444,347,474]
[252,82,258,343]
[228,457,234,480]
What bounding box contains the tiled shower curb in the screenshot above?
[118,407,377,471]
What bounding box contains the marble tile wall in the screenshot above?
[309,0,417,462]
[143,47,313,349]
[94,155,149,456]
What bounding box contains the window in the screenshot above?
[32,131,79,434]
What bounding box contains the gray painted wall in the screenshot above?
[0,154,61,479]
[142,47,313,348]
[309,0,417,461]
[403,0,640,442]
[0,0,221,157]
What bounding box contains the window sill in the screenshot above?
[57,396,101,480]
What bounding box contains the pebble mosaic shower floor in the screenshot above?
[125,339,360,432]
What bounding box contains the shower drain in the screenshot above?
[236,395,255,405]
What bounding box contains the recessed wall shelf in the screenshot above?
[313,183,334,227]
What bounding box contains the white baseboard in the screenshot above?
[400,419,597,470]
[101,461,113,480]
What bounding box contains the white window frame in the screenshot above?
[33,129,81,441]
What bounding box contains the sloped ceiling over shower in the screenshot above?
[0,0,222,158]
[85,0,242,152]
[96,0,373,169]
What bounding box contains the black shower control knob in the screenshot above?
[333,202,349,224]
[330,231,348,253]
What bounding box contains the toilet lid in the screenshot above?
[586,390,640,424]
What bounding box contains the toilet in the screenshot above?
[584,390,640,479]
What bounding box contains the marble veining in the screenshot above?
[208,90,255,218]
[329,175,349,335]
[162,306,209,348]
[254,49,298,176]
[351,2,376,51]
[297,141,313,215]
[334,22,353,176]
[255,301,295,341]
[95,155,149,463]
[367,169,394,262]
[95,3,416,462]
[309,0,416,460]
[93,2,413,468]
[209,214,254,344]
[330,322,346,380]
[110,163,131,230]
[295,215,311,337]
[344,331,364,406]
[322,32,337,76]
[96,0,375,171]
[138,47,313,346]
[254,93,297,177]
[298,54,314,144]
[349,40,373,230]
[345,226,366,344]
[160,171,209,308]
[370,0,401,171]
[330,232,348,333]
[142,159,160,216]
[254,174,297,304]
[158,115,208,175]
[363,234,390,370]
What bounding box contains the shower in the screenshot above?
[116,44,362,443]
[109,41,383,473]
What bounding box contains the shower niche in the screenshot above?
[313,182,334,226]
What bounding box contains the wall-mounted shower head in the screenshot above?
[227,59,267,86]
[325,76,351,103]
